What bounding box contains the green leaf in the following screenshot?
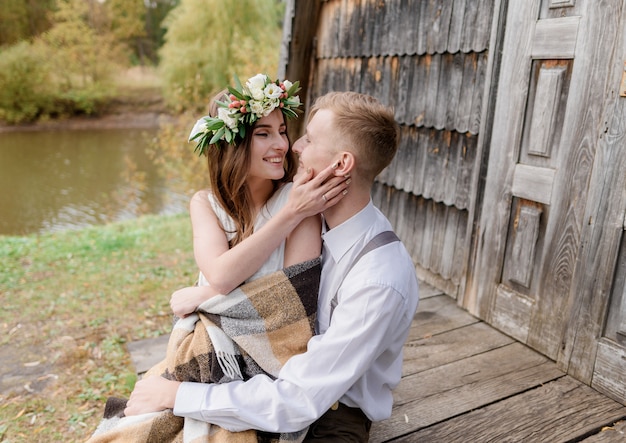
[282,108,297,119]
[209,126,225,144]
[287,81,301,96]
[193,140,206,155]
[233,74,243,92]
[189,131,203,141]
[227,86,246,101]
[205,118,224,130]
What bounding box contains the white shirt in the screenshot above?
[174,200,420,433]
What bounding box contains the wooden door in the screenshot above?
[561,0,626,401]
[466,0,625,375]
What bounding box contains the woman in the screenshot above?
[170,74,347,318]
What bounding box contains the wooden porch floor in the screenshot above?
[128,282,626,442]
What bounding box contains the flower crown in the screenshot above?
[189,74,302,156]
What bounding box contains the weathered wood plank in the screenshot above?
[492,283,532,343]
[127,334,169,374]
[581,419,626,442]
[440,208,459,280]
[371,343,565,442]
[606,237,626,342]
[447,0,468,53]
[418,281,444,299]
[393,377,626,443]
[527,65,566,157]
[402,321,514,376]
[502,203,542,287]
[465,0,539,320]
[452,132,477,209]
[280,0,322,139]
[592,339,626,405]
[532,16,580,59]
[407,294,478,342]
[511,163,555,204]
[394,342,555,407]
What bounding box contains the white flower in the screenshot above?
[189,118,209,141]
[246,74,267,101]
[249,100,264,116]
[264,83,283,99]
[282,80,293,91]
[218,107,238,130]
[262,99,278,116]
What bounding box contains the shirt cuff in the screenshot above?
[173,382,211,421]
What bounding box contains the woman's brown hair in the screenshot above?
[204,90,298,246]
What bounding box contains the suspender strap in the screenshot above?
[329,230,400,321]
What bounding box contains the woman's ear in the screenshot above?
[334,151,355,177]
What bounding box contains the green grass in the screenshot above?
[0,213,196,442]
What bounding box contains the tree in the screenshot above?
[158,0,285,111]
[144,0,179,64]
[0,1,30,46]
[36,0,126,115]
[0,0,55,46]
[41,0,122,89]
[0,41,53,123]
[105,0,148,64]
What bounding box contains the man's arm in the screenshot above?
[171,282,410,432]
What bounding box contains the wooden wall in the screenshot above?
[281,0,498,296]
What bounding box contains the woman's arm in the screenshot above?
[192,164,348,295]
[284,214,322,267]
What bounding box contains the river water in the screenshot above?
[0,127,189,236]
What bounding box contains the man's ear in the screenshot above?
[334,151,355,176]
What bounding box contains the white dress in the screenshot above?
[197,183,292,287]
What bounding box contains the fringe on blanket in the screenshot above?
[86,258,320,443]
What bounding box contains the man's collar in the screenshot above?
[322,200,376,263]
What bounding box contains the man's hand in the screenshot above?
[124,375,182,416]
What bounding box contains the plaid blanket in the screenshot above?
[87,258,320,443]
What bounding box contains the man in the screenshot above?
[125,91,420,441]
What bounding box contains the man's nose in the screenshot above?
[292,137,304,154]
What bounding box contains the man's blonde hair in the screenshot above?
[309,91,399,183]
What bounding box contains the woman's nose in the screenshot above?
[277,137,289,151]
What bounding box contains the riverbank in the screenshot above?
[0,213,194,442]
[0,67,176,134]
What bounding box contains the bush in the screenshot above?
[0,41,54,123]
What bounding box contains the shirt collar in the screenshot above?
[322,200,376,264]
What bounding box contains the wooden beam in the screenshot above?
[278,0,323,139]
